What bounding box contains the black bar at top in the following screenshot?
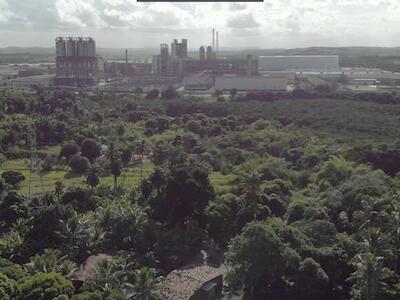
[138,0,263,2]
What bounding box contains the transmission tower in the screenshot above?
[27,117,44,198]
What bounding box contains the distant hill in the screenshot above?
[2,46,400,64]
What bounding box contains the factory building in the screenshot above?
[6,74,55,87]
[199,46,206,61]
[247,55,258,76]
[258,55,340,72]
[104,61,152,78]
[55,37,97,87]
[183,58,252,76]
[183,72,214,91]
[215,75,288,92]
[152,41,187,76]
[171,39,188,58]
[206,46,213,61]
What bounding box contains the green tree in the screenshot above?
[1,171,25,189]
[54,181,65,197]
[107,143,122,190]
[124,267,159,300]
[0,272,16,300]
[239,172,263,220]
[24,249,77,279]
[0,191,27,225]
[145,89,159,100]
[86,166,100,190]
[16,272,74,300]
[148,165,214,227]
[69,154,91,173]
[348,253,390,300]
[225,219,305,298]
[59,142,79,160]
[81,138,101,163]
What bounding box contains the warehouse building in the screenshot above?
[258,55,340,72]
[6,74,55,87]
[214,75,288,92]
[183,72,214,91]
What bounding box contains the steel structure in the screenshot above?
[55,37,98,87]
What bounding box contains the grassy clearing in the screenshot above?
[210,172,236,194]
[0,159,154,196]
[0,158,234,196]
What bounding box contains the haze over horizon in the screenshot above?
[1,0,400,49]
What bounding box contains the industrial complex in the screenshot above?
[1,31,400,95]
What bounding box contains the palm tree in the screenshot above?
[124,267,160,300]
[239,172,262,219]
[390,202,400,272]
[361,227,384,255]
[348,228,390,300]
[24,249,77,279]
[348,253,389,300]
[86,166,100,190]
[140,140,145,182]
[108,143,122,191]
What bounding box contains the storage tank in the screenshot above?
[87,38,96,57]
[66,38,76,57]
[55,38,66,57]
[77,37,85,57]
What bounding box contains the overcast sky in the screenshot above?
[0,0,400,49]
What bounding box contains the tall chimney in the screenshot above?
[125,49,128,76]
[212,28,215,51]
[216,31,219,53]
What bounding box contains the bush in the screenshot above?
[0,191,27,225]
[71,291,102,300]
[16,272,74,300]
[1,171,25,189]
[69,154,90,173]
[80,139,101,163]
[145,89,159,100]
[0,272,16,300]
[59,142,79,160]
[0,258,26,280]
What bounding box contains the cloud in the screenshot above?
[227,13,259,28]
[1,0,400,48]
[229,3,247,11]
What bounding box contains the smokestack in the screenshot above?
[216,31,219,53]
[212,28,215,51]
[125,49,128,76]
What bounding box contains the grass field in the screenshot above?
[0,159,154,196]
[0,158,235,196]
[210,172,236,194]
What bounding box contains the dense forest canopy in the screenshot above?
[0,86,400,299]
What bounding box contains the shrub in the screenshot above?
[59,142,79,160]
[16,272,74,300]
[0,272,16,300]
[1,171,25,189]
[69,154,90,173]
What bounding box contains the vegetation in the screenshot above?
[1,86,400,299]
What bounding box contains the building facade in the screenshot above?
[258,55,340,72]
[215,75,288,92]
[55,37,98,87]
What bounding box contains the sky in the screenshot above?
[0,0,400,49]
